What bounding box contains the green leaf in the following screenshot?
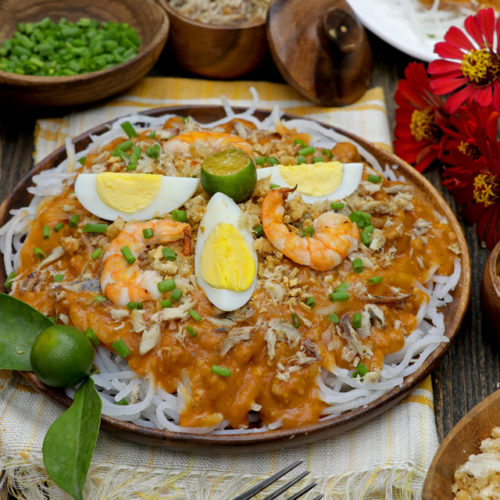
[43,377,102,500]
[0,293,52,370]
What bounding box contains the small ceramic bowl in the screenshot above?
[480,241,500,344]
[0,0,169,107]
[161,0,268,79]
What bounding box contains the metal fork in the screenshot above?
[232,460,322,500]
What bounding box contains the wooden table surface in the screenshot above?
[0,31,499,459]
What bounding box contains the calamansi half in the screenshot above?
[201,149,257,203]
[30,325,95,388]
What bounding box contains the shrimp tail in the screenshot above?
[275,186,297,200]
[182,226,193,256]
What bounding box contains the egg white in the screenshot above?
[256,163,364,203]
[194,192,258,312]
[75,174,199,221]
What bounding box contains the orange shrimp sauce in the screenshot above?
[12,122,459,431]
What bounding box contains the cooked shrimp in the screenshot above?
[101,219,191,306]
[164,131,253,155]
[261,188,359,271]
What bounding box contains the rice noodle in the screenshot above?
[3,97,461,434]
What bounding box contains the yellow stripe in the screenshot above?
[399,394,434,409]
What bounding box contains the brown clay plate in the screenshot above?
[0,106,471,450]
[423,389,500,499]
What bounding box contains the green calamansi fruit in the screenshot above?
[30,325,94,388]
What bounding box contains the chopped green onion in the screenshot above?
[93,295,107,303]
[53,274,64,282]
[78,157,87,165]
[171,209,187,222]
[298,145,315,156]
[145,143,161,159]
[304,226,314,237]
[368,276,383,285]
[171,288,182,301]
[330,202,344,210]
[352,312,362,329]
[268,156,279,165]
[162,247,177,261]
[160,298,173,308]
[127,145,142,171]
[85,328,100,346]
[368,174,382,184]
[211,365,231,377]
[83,223,108,233]
[42,225,50,239]
[157,279,176,293]
[252,225,264,237]
[294,139,307,147]
[186,326,198,337]
[120,121,138,138]
[189,309,202,321]
[361,225,374,246]
[4,271,15,290]
[112,338,130,359]
[148,131,156,138]
[127,301,143,310]
[312,156,323,163]
[352,258,364,273]
[142,228,154,239]
[352,362,369,378]
[255,156,268,165]
[328,312,340,324]
[115,399,128,405]
[291,312,301,328]
[68,214,80,227]
[120,245,135,264]
[322,149,333,159]
[296,155,307,164]
[336,282,349,292]
[305,296,316,308]
[270,183,280,189]
[349,211,371,228]
[53,222,64,232]
[113,139,133,155]
[91,248,103,260]
[329,290,349,301]
[33,247,45,259]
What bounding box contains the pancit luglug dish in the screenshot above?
[0,101,462,435]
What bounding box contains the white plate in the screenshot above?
[347,0,469,62]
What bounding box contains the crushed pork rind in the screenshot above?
[452,427,500,499]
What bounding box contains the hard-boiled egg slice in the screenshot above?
[195,192,258,312]
[256,161,363,203]
[75,173,199,221]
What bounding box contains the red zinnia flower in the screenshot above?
[442,106,500,248]
[394,62,447,172]
[429,8,500,113]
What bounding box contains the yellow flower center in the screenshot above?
[410,108,440,142]
[458,141,481,160]
[461,49,500,86]
[473,173,500,207]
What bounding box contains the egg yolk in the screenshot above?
[279,161,343,196]
[200,223,255,291]
[96,173,162,213]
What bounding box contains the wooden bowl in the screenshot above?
[0,106,471,450]
[423,389,500,499]
[0,0,169,107]
[160,1,267,78]
[481,241,500,344]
